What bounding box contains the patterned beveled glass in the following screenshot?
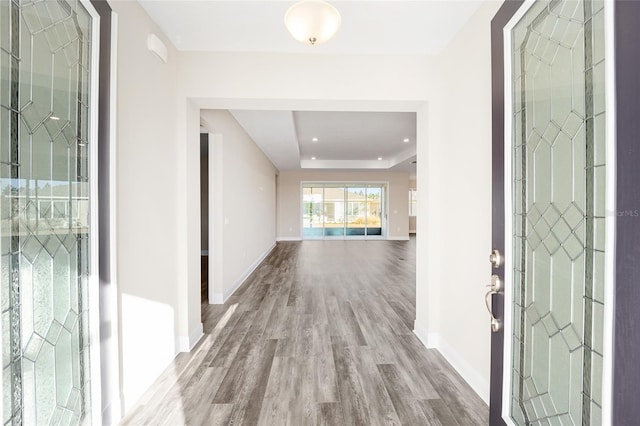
[1,0,94,423]
[509,0,606,424]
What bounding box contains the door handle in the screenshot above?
[485,274,502,332]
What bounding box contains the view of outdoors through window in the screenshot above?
[303,183,384,238]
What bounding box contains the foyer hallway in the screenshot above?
[121,239,487,425]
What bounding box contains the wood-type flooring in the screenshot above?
[121,239,488,425]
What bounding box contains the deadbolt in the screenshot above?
[489,249,502,268]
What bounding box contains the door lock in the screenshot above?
[487,274,502,292]
[489,249,502,268]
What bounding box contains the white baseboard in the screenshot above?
[224,242,276,301]
[413,320,433,347]
[277,236,409,241]
[101,400,118,426]
[413,323,489,404]
[211,242,277,305]
[175,322,204,353]
[209,292,224,304]
[201,250,208,256]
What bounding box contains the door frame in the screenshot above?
[90,0,120,421]
[489,2,523,424]
[611,1,640,423]
[490,0,640,424]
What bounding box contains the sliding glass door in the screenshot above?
[302,186,323,237]
[303,183,386,239]
[346,186,366,236]
[365,185,382,236]
[323,185,345,237]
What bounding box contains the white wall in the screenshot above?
[108,0,181,412]
[200,110,278,303]
[179,52,438,102]
[414,0,503,402]
[277,171,410,240]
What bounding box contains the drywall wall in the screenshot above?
[200,110,278,303]
[108,0,181,411]
[277,171,410,240]
[179,53,438,102]
[414,0,503,402]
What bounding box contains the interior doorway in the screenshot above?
[200,133,209,304]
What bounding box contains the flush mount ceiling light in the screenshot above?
[284,0,341,46]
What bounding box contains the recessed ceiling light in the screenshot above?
[403,138,410,143]
[50,116,60,121]
[311,156,316,160]
[378,157,383,161]
[311,137,318,142]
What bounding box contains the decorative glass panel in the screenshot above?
[1,0,94,424]
[510,0,606,424]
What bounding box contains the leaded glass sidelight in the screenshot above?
[509,0,606,424]
[1,0,96,424]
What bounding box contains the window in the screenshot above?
[302,183,386,238]
[409,189,417,216]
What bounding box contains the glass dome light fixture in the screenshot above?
[284,0,342,46]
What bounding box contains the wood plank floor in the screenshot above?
[121,239,488,425]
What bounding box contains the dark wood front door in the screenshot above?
[489,0,640,424]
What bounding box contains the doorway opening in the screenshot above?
[200,133,209,305]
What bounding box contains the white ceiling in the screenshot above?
[141,0,479,175]
[229,110,417,172]
[137,0,484,55]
